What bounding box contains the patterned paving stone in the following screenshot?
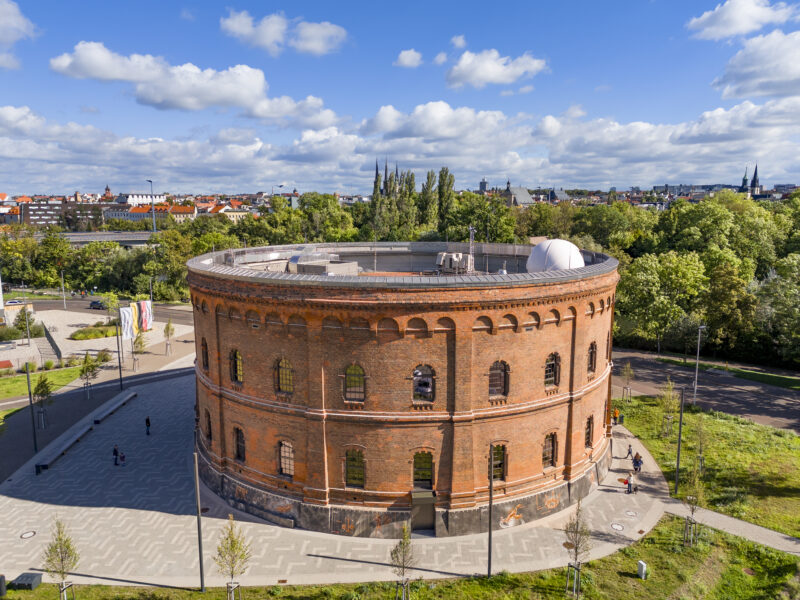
[0,374,668,587]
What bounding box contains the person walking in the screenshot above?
[613,408,620,425]
[113,444,119,466]
[630,472,637,494]
[120,451,126,467]
[145,416,151,436]
[626,472,633,494]
[625,444,633,459]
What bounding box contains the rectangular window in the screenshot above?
[280,442,294,477]
[413,452,433,489]
[491,445,506,480]
[345,450,365,488]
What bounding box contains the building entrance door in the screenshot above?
[411,491,435,531]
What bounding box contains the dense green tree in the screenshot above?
[299,193,357,242]
[418,170,438,228]
[617,251,707,352]
[757,253,800,364]
[437,167,455,236]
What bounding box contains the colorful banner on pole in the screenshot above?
[120,300,153,340]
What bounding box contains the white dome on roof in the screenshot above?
[526,239,585,273]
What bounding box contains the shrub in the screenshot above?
[67,355,81,367]
[0,326,22,342]
[96,349,112,363]
[0,368,14,377]
[69,326,116,340]
[24,361,37,373]
[43,360,55,370]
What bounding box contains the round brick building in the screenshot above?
[188,242,618,538]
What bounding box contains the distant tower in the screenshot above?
[479,178,488,193]
[750,164,761,195]
[739,167,749,194]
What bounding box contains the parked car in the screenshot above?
[89,300,107,310]
[4,299,22,305]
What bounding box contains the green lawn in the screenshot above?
[3,291,57,300]
[5,517,798,599]
[614,395,800,538]
[0,366,82,401]
[655,357,800,391]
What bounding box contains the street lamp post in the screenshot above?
[675,387,686,495]
[146,179,156,233]
[60,269,67,310]
[692,325,707,404]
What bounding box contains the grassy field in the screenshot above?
[614,395,800,538]
[0,366,82,400]
[5,517,798,599]
[655,357,800,391]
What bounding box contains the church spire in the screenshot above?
[750,164,760,193]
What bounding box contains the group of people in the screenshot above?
[112,417,151,467]
[624,444,643,494]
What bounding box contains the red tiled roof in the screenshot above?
[15,196,31,203]
[0,360,12,369]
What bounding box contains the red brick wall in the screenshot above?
[190,267,618,511]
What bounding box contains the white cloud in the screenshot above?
[49,42,337,127]
[433,52,447,65]
[451,35,466,48]
[500,89,514,97]
[180,8,195,21]
[687,0,794,40]
[289,21,347,55]
[220,11,346,56]
[0,0,35,69]
[220,10,288,56]
[518,85,534,94]
[713,30,800,97]
[446,49,547,89]
[394,49,422,68]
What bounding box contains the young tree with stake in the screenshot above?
[390,522,416,599]
[214,514,252,598]
[563,500,591,597]
[42,518,79,600]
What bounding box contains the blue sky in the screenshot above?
[2,0,800,194]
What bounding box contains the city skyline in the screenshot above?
[2,0,800,194]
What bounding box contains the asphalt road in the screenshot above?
[30,297,195,327]
[611,349,800,433]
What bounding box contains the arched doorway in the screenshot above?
[411,452,435,531]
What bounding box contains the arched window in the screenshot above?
[201,338,209,371]
[344,364,366,402]
[204,409,212,442]
[274,358,294,394]
[491,444,506,481]
[345,449,365,488]
[412,365,435,402]
[413,451,433,489]
[587,342,597,374]
[545,353,561,386]
[585,417,594,448]
[488,361,510,397]
[543,433,557,468]
[230,350,243,383]
[234,427,245,461]
[279,441,294,477]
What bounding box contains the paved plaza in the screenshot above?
[0,372,670,587]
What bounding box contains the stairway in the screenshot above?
[34,332,60,366]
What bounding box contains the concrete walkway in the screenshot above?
[0,373,667,588]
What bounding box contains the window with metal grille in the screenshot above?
[587,342,597,374]
[344,364,366,402]
[412,365,435,401]
[345,449,365,488]
[413,452,433,489]
[585,417,593,448]
[544,353,560,386]
[205,409,212,441]
[488,361,509,397]
[201,338,209,371]
[279,441,294,477]
[542,433,557,468]
[274,358,294,394]
[234,427,245,461]
[230,350,243,383]
[491,445,506,481]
